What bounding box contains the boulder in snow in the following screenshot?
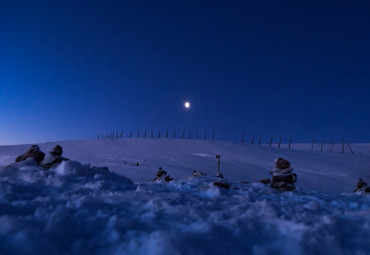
[41,145,69,169]
[15,145,45,164]
[274,157,291,169]
[153,167,173,182]
[269,157,297,191]
[354,178,368,192]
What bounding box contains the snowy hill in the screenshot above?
[0,139,370,255]
[1,139,369,193]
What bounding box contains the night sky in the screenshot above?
[1,0,370,145]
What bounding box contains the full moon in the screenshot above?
[185,102,190,108]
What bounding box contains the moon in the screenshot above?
[184,102,190,109]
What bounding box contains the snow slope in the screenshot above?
[1,139,368,193]
[0,139,369,255]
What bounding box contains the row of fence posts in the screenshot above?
[241,134,355,154]
[97,131,355,155]
[97,130,215,141]
[309,137,354,155]
[241,134,287,148]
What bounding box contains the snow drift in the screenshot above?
[0,139,369,255]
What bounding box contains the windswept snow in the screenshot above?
[1,139,368,193]
[0,139,370,255]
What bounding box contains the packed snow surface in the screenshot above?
[0,139,369,254]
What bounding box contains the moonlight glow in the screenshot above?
[185,102,190,108]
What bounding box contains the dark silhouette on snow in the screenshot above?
[354,178,368,193]
[41,145,69,169]
[15,145,45,164]
[269,157,297,191]
[259,157,297,191]
[153,167,173,182]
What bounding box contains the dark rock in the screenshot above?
[272,173,297,184]
[356,178,367,189]
[41,145,69,169]
[274,157,291,169]
[156,167,167,177]
[15,145,45,164]
[49,145,63,156]
[353,178,368,192]
[153,167,173,182]
[41,154,69,169]
[270,157,296,191]
[164,175,174,182]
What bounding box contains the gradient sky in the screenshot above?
[1,0,370,145]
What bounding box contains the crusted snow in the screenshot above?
[0,139,369,255]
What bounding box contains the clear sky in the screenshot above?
[1,0,370,145]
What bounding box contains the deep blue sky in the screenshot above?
[1,0,370,145]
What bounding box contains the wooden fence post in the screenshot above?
[269,135,274,147]
[330,139,334,152]
[258,135,261,146]
[347,142,354,155]
[278,136,282,148]
[311,137,315,152]
[250,135,255,145]
[321,139,324,152]
[342,139,345,153]
[173,130,176,139]
[288,137,292,150]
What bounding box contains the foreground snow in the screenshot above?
[0,159,369,255]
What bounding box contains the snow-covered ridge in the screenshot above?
[1,139,369,193]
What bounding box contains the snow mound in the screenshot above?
[54,160,107,177]
[0,162,370,254]
[1,140,370,254]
